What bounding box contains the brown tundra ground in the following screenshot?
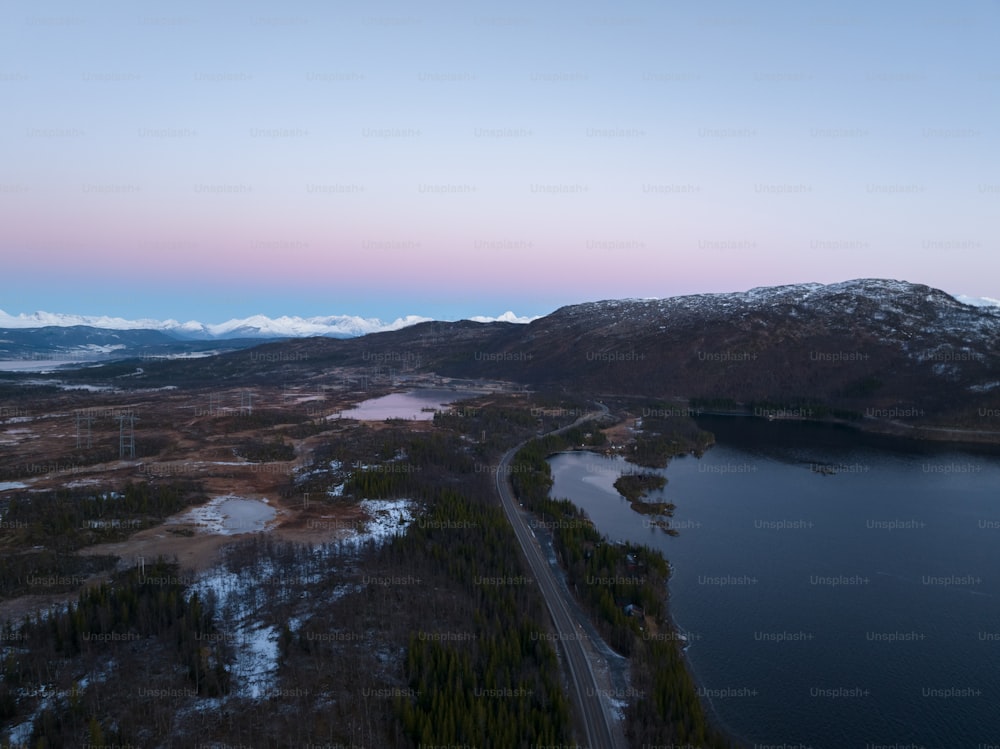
[0,372,496,621]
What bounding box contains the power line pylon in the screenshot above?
[75,410,93,448]
[118,411,137,460]
[241,390,254,415]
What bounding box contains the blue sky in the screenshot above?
[2,0,997,322]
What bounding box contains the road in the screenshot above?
[494,404,626,749]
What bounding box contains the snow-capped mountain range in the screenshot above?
[1,285,994,341]
[0,309,536,340]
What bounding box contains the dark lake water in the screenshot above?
[548,416,1000,748]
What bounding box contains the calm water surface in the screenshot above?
[217,498,276,534]
[340,388,479,421]
[548,416,1000,748]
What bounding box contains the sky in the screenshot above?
[1,0,998,323]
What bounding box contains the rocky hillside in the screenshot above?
[427,279,1000,430]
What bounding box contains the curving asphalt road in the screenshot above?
[494,404,626,749]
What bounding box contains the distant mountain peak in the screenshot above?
[955,294,1000,308]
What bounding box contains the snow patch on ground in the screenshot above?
[4,662,117,747]
[177,497,417,705]
[187,547,335,702]
[932,362,961,378]
[64,478,103,488]
[290,395,325,403]
[609,697,628,721]
[969,381,1000,392]
[237,624,280,699]
[293,459,341,484]
[189,567,281,700]
[349,499,415,545]
[7,718,33,746]
[0,481,28,491]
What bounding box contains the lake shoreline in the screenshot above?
[547,427,1000,747]
[685,408,1000,447]
[663,584,753,748]
[546,447,751,748]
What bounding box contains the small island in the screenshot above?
[613,473,678,534]
[614,472,667,502]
